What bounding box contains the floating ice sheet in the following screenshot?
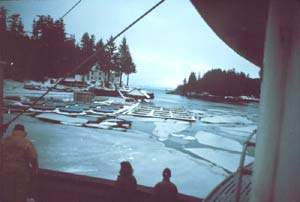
[36,113,88,124]
[201,115,252,124]
[220,125,257,138]
[185,148,254,172]
[195,131,243,152]
[153,120,190,141]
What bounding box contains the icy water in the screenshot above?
[3,86,259,198]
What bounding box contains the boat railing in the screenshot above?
[235,129,257,202]
[35,168,202,202]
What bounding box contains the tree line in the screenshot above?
[0,7,136,86]
[176,69,261,98]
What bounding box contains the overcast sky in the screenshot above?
[1,0,260,88]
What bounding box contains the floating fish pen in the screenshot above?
[127,103,196,122]
[57,106,86,116]
[74,91,95,103]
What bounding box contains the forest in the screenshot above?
[176,69,261,98]
[0,7,136,86]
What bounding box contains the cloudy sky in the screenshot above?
[1,0,260,88]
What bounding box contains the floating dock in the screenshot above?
[126,103,196,122]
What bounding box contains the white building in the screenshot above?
[83,64,121,86]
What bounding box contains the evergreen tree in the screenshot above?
[96,39,110,86]
[0,7,8,61]
[0,7,7,31]
[105,36,119,85]
[79,32,95,74]
[187,72,197,92]
[176,69,261,98]
[8,14,24,37]
[117,37,136,86]
[118,37,132,86]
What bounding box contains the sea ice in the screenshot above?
[185,148,254,172]
[153,120,190,141]
[183,136,197,141]
[195,131,243,152]
[220,125,257,138]
[201,115,252,124]
[36,113,88,124]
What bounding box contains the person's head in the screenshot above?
[14,124,25,131]
[162,168,171,180]
[119,161,133,177]
[13,124,26,134]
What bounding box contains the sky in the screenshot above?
[1,0,260,89]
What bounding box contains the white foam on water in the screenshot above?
[195,131,243,152]
[185,148,254,172]
[153,120,190,141]
[201,115,252,124]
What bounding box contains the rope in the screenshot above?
[4,0,166,129]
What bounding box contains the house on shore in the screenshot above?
[66,64,121,87]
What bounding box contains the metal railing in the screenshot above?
[235,129,257,202]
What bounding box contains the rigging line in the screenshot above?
[60,0,82,19]
[4,0,166,128]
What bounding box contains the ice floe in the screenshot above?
[201,115,252,124]
[183,136,197,141]
[195,131,243,152]
[185,148,254,172]
[153,120,190,141]
[36,113,88,124]
[220,125,257,138]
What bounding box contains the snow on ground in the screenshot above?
[153,120,190,141]
[36,113,88,124]
[201,115,252,124]
[195,131,243,152]
[185,148,254,172]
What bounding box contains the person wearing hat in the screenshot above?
[0,124,39,202]
[152,168,178,202]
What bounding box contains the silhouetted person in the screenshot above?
[153,168,178,202]
[0,124,39,202]
[111,161,137,202]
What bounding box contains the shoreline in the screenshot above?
[166,90,259,104]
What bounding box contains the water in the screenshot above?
[3,86,259,198]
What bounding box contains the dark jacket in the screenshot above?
[153,179,178,202]
[111,174,137,202]
[0,130,38,202]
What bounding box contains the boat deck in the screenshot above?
[203,163,253,202]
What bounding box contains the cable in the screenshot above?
[60,0,82,19]
[4,0,166,128]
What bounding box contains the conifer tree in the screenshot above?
[118,37,136,86]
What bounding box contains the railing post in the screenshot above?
[0,61,5,139]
